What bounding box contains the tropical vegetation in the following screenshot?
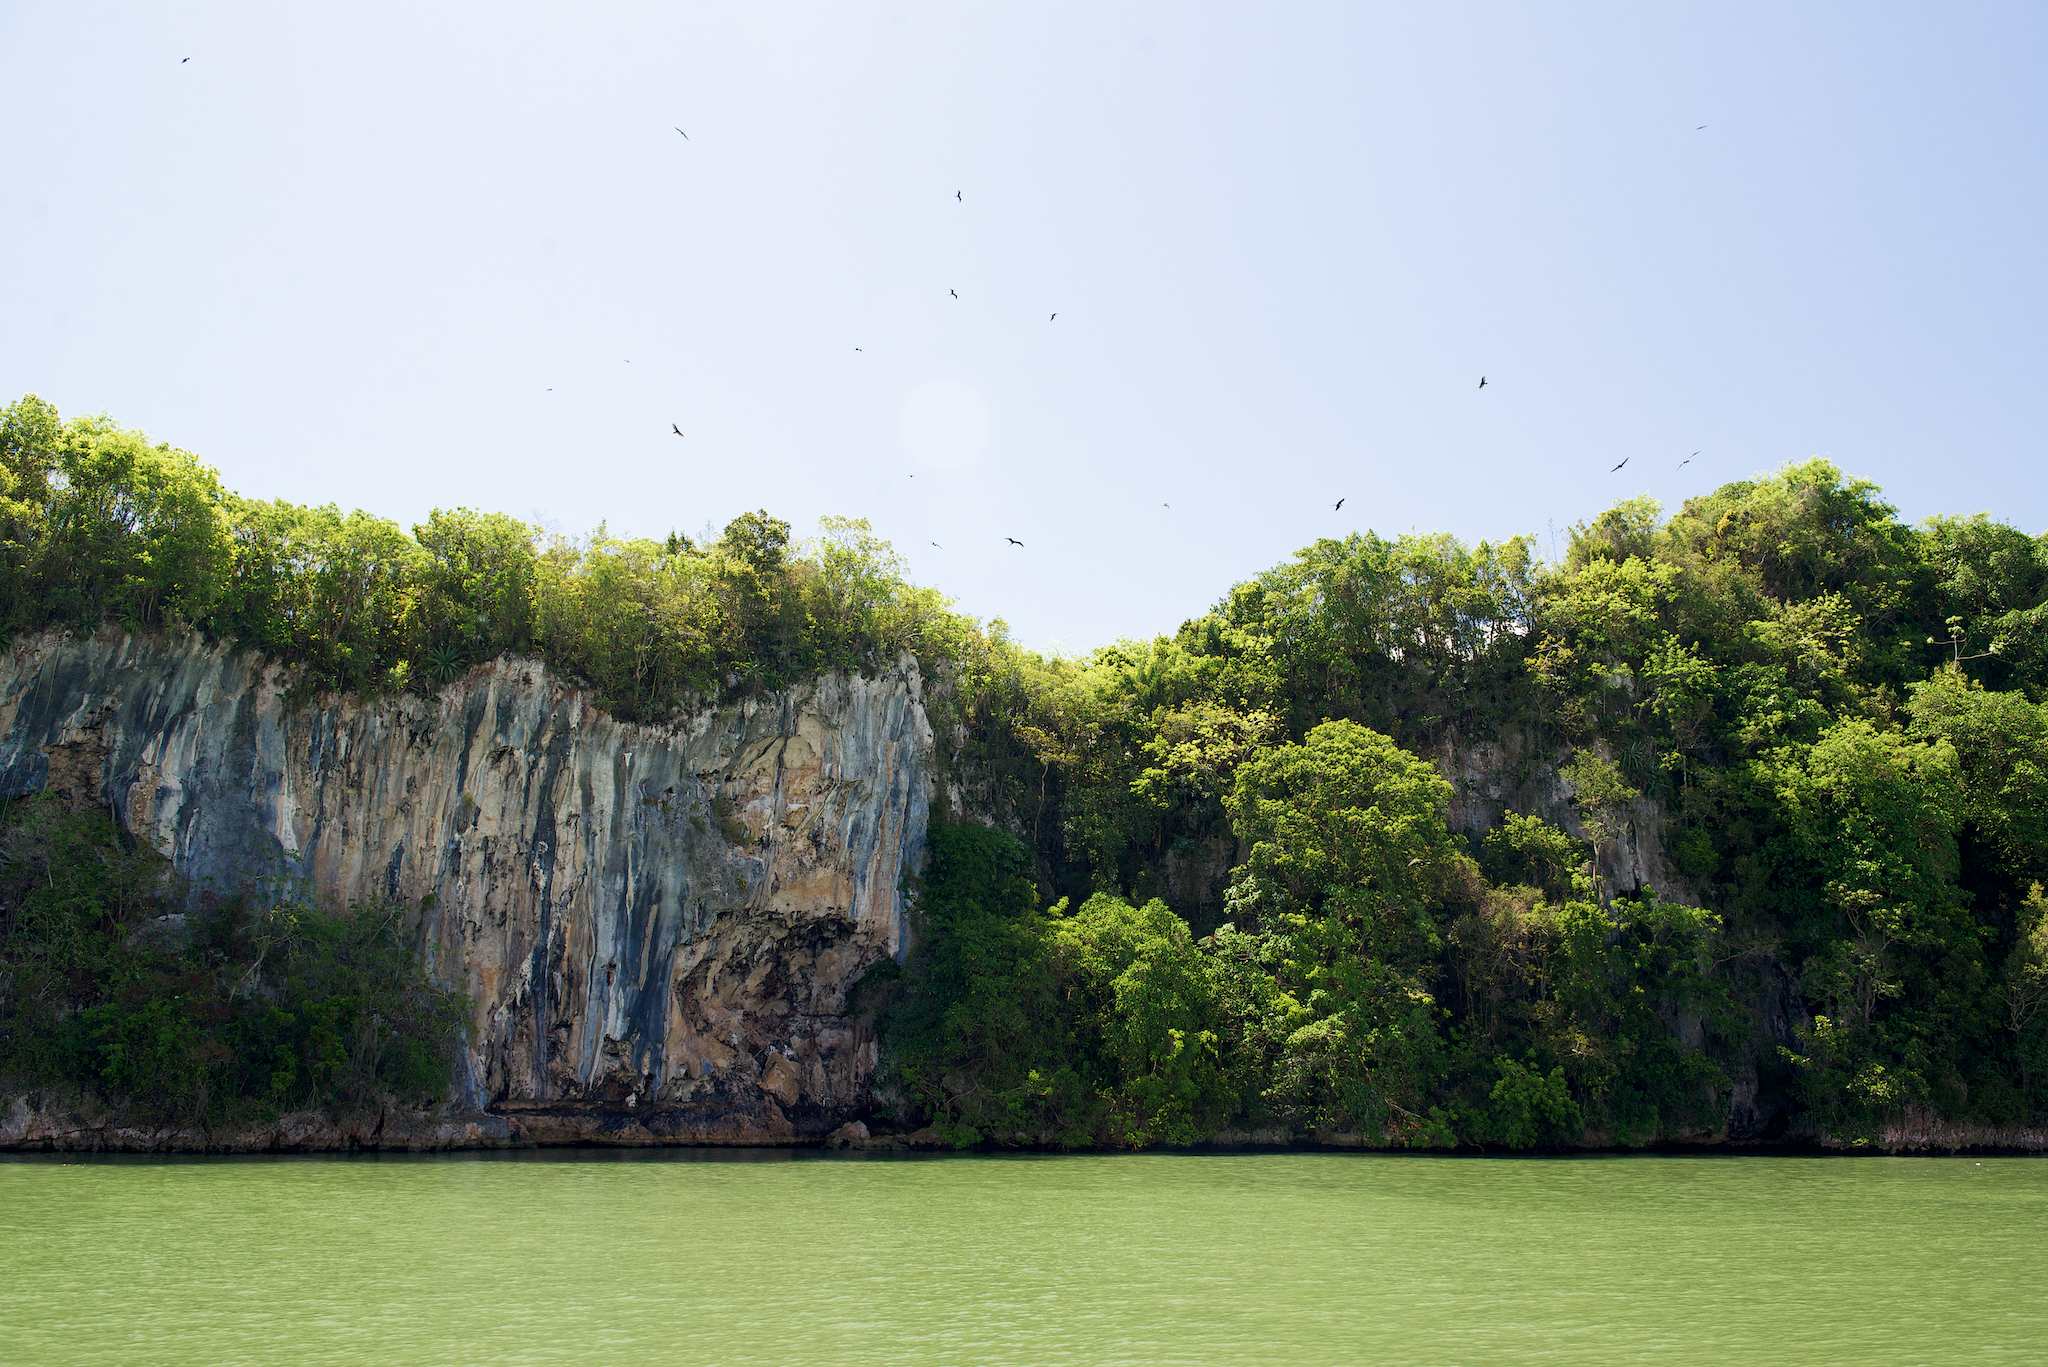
[4,394,2046,1147]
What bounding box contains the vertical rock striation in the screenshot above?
[0,630,932,1144]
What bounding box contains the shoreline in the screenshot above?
[6,1100,2045,1159]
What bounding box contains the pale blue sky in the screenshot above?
[3,2,2043,652]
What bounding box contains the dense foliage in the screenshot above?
[0,396,971,717]
[883,765,1729,1149]
[6,395,2048,1147]
[0,796,463,1128]
[902,461,2048,1148]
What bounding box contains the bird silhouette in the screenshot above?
[674,127,689,140]
[1611,457,1630,473]
[930,541,942,549]
[949,288,958,299]
[1679,451,1698,468]
[671,424,684,438]
[1334,497,1346,512]
[1050,312,1058,321]
[1696,124,1707,130]
[181,56,190,63]
[1006,537,1025,548]
[955,190,963,202]
[1477,376,1488,390]
[1162,502,1170,510]
[853,347,862,352]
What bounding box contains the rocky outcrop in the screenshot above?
[0,629,932,1146]
[1864,1110,2048,1155]
[1432,727,1700,906]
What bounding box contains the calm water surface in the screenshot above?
[2,1151,2043,1364]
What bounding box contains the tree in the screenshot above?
[1660,459,1929,689]
[1217,721,1460,1140]
[412,508,539,673]
[1565,496,1661,570]
[1480,811,1589,901]
[29,415,234,632]
[1771,719,1982,1129]
[1528,555,1678,737]
[1478,1057,1582,1149]
[1046,894,1227,1146]
[1559,751,1639,867]
[1224,720,1457,962]
[2006,885,2048,1111]
[1920,514,2048,693]
[0,396,60,629]
[879,823,1082,1147]
[1905,669,2048,887]
[1131,700,1280,811]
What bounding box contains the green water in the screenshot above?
[1,1153,2043,1365]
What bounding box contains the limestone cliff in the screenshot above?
[0,629,931,1146]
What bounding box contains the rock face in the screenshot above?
[1431,727,1700,907]
[0,629,932,1145]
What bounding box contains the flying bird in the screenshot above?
[1679,451,1698,468]
[949,288,958,299]
[930,541,942,549]
[1334,497,1346,512]
[181,57,190,63]
[674,127,689,140]
[1006,537,1025,548]
[1408,857,1424,867]
[1611,457,1630,473]
[671,424,683,438]
[955,190,962,202]
[1696,124,1707,130]
[1477,375,1487,389]
[853,346,862,352]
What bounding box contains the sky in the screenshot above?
[2,2,2044,654]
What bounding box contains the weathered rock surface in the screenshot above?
[1431,727,1700,906]
[0,629,932,1147]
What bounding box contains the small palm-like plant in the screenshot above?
[421,642,466,687]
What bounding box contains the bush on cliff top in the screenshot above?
[0,395,975,718]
